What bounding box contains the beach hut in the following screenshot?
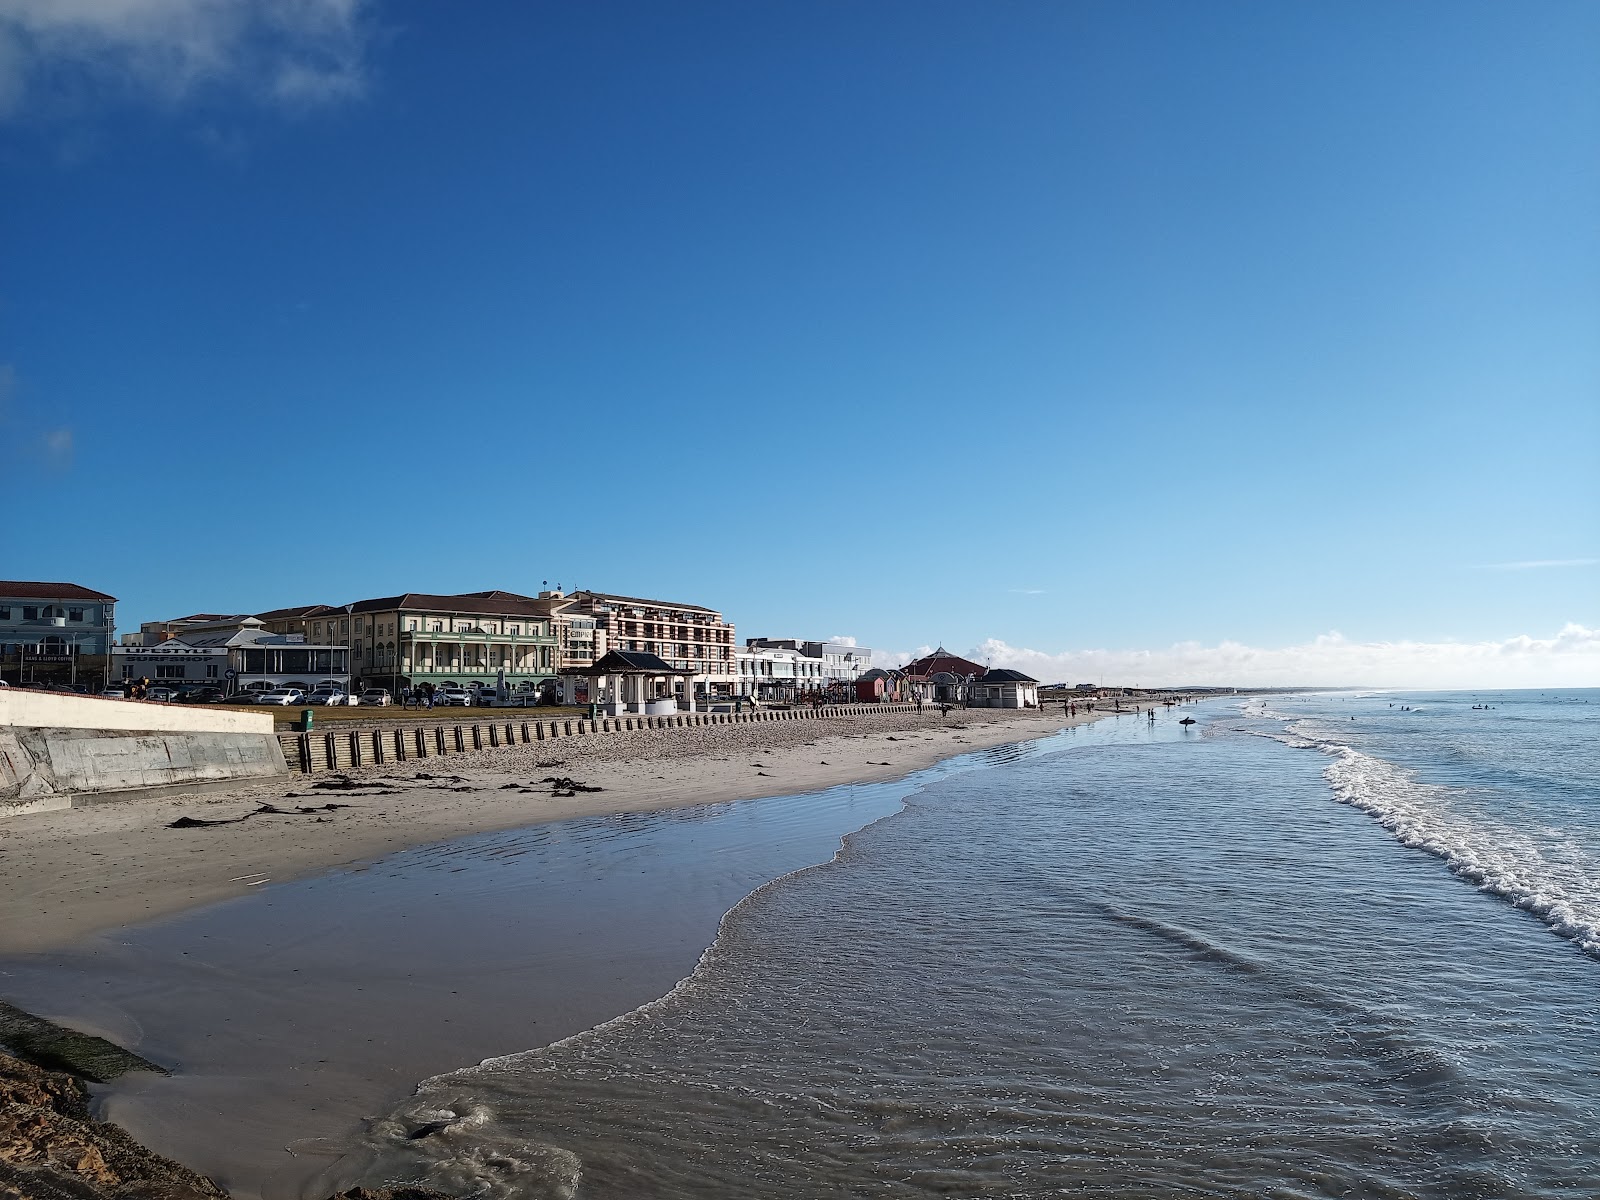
[970,668,1040,709]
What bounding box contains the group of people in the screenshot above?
[399,683,438,709]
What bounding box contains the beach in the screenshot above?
[0,705,1099,958]
[0,703,1114,1198]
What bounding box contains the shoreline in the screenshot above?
[0,705,1128,1198]
[0,704,1109,958]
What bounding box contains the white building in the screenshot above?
[113,617,351,694]
[745,639,872,687]
[737,643,829,700]
[967,669,1040,709]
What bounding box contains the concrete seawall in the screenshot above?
[1,690,288,816]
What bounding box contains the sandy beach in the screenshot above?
[0,705,1106,958]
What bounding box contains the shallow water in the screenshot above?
[334,692,1599,1199]
[0,727,1052,1198]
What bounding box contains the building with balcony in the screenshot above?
[562,590,737,697]
[737,643,829,701]
[334,591,563,694]
[0,582,117,690]
[745,638,873,686]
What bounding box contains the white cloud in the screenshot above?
[1008,588,1046,595]
[0,0,375,117]
[958,626,1600,689]
[826,635,857,647]
[1475,559,1597,571]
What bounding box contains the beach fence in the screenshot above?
[276,704,920,774]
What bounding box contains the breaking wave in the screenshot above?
[1254,718,1600,959]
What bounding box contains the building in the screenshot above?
[333,591,562,695]
[120,613,250,647]
[901,647,988,704]
[112,618,352,694]
[745,638,872,686]
[0,582,117,690]
[737,642,828,701]
[255,604,341,638]
[563,590,737,697]
[968,668,1040,709]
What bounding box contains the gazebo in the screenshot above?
[564,650,700,717]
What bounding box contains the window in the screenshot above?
[156,666,187,678]
[341,619,349,635]
[206,665,219,678]
[432,621,443,632]
[509,625,519,636]
[354,641,363,658]
[312,623,322,638]
[0,608,8,619]
[68,608,83,622]
[122,665,134,678]
[22,607,37,620]
[409,619,417,631]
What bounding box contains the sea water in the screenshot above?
[331,691,1599,1199]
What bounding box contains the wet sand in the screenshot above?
[0,706,1101,956]
[0,705,1121,1198]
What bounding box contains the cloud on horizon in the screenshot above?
[872,626,1600,689]
[978,627,1600,689]
[0,0,376,118]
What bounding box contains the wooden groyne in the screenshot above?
[276,703,919,774]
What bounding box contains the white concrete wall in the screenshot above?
[0,689,274,734]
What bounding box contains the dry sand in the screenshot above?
[0,705,1110,957]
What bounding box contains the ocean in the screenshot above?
[325,690,1599,1199]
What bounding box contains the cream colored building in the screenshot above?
[560,590,737,697]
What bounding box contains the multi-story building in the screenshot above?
[737,643,829,700]
[745,638,872,686]
[120,613,250,647]
[0,582,117,690]
[333,591,563,694]
[113,617,351,694]
[256,604,341,638]
[563,590,737,696]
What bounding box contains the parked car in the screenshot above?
[435,686,471,707]
[179,687,227,704]
[146,687,176,703]
[305,688,348,706]
[360,688,391,706]
[99,688,126,698]
[256,688,305,706]
[225,691,259,704]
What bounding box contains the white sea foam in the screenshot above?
[1274,728,1600,958]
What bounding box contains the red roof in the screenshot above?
[902,647,987,678]
[0,581,116,601]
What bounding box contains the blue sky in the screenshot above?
[2,1,1596,684]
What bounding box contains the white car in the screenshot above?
[434,686,471,707]
[360,689,391,706]
[256,688,306,706]
[304,688,348,706]
[146,687,176,702]
[99,688,125,698]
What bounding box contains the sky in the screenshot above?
[1,0,1596,687]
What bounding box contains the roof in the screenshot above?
[0,581,116,602]
[902,647,987,678]
[254,604,338,621]
[571,590,721,617]
[980,668,1038,684]
[457,589,540,602]
[343,592,557,618]
[572,649,692,675]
